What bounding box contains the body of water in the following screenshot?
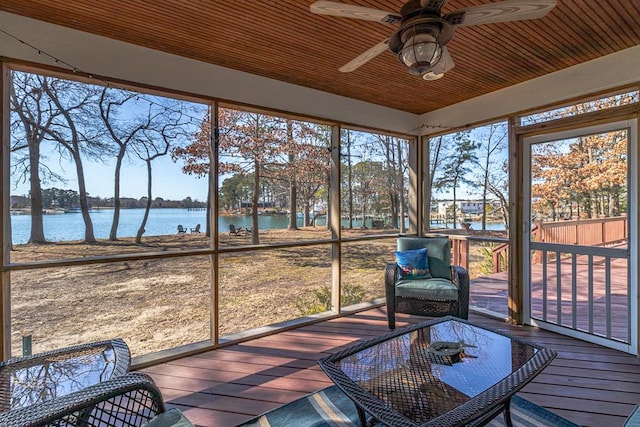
[10,208,505,244]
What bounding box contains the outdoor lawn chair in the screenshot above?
[229,224,241,235]
[385,236,469,329]
[190,223,201,233]
[176,224,187,234]
[0,372,194,426]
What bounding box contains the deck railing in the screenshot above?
[449,235,508,274]
[452,216,628,273]
[529,241,629,343]
[531,216,627,264]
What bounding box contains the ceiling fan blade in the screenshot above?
[339,39,390,72]
[430,46,455,74]
[310,1,401,25]
[444,0,556,27]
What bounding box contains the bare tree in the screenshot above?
[99,88,153,240]
[475,123,507,230]
[488,161,510,229]
[133,104,187,244]
[342,130,357,229]
[9,72,64,244]
[41,77,105,243]
[373,134,407,231]
[286,120,298,230]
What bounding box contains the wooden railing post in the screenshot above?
[531,220,542,264]
[450,238,469,271]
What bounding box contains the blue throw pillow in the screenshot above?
[395,248,432,279]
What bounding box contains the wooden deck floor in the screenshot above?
[140,308,640,427]
[469,256,630,342]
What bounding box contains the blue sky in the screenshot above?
[11,153,210,202]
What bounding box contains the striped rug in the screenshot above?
[237,386,579,427]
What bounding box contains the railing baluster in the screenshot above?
[542,250,548,321]
[571,253,577,330]
[527,240,627,345]
[605,257,612,339]
[588,254,594,334]
[556,250,562,325]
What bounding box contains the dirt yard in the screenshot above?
[8,227,505,358]
[8,228,393,357]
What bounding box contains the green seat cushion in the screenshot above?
[624,405,640,427]
[144,409,195,427]
[396,277,458,301]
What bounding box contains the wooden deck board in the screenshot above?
[140,308,640,427]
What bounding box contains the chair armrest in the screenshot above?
[0,338,130,375]
[0,372,166,427]
[451,265,470,320]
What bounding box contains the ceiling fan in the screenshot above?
[310,0,557,80]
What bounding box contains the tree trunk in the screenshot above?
[452,180,458,229]
[304,203,311,227]
[251,160,260,244]
[288,180,298,230]
[286,120,298,231]
[481,156,490,230]
[109,147,126,240]
[72,148,96,243]
[396,138,405,232]
[347,135,354,229]
[205,179,211,237]
[136,159,153,244]
[28,143,46,243]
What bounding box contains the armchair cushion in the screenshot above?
[397,237,451,279]
[395,247,432,279]
[145,408,195,427]
[624,405,640,427]
[396,277,459,301]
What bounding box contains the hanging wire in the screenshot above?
[1,27,451,133]
[404,123,450,135]
[0,27,208,124]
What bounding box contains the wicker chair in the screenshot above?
[0,338,131,415]
[0,372,193,426]
[385,236,469,329]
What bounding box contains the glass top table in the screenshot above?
[318,317,557,427]
[0,338,130,413]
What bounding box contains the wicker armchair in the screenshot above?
[0,372,184,427]
[385,237,469,329]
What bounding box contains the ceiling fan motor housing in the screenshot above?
[390,17,454,76]
[388,0,455,76]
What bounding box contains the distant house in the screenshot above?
[435,200,495,217]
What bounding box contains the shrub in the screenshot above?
[295,283,366,315]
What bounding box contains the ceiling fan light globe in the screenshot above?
[406,62,436,76]
[399,32,442,73]
[423,71,444,80]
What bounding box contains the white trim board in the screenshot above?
[419,44,640,135]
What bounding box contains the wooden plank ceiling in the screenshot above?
[1,1,639,114]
